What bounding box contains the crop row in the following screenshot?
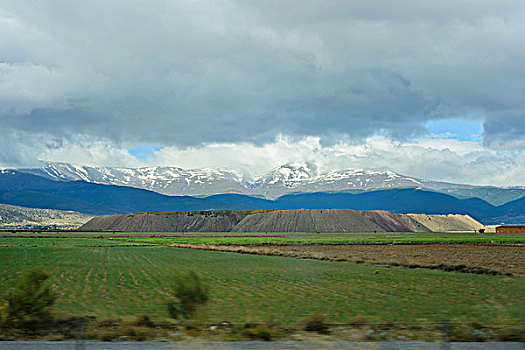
[0,237,150,247]
[0,246,523,323]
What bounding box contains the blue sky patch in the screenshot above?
[426,119,484,141]
[128,145,164,161]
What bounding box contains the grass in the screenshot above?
[0,230,501,238]
[0,237,150,247]
[113,235,525,245]
[0,245,523,324]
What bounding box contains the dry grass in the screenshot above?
[172,243,525,276]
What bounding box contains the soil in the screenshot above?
[172,244,525,277]
[400,214,484,232]
[231,209,385,233]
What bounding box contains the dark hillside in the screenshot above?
[0,190,116,215]
[483,196,525,224]
[275,189,496,221]
[0,171,273,215]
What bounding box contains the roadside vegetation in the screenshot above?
[167,271,209,320]
[0,269,55,326]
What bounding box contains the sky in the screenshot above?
[1,1,524,186]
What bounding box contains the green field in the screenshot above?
[114,235,525,245]
[0,244,523,324]
[0,237,150,247]
[0,230,504,238]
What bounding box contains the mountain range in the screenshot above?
[1,166,524,224]
[19,162,525,205]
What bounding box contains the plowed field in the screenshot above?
[210,244,524,276]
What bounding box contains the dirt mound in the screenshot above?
[231,209,385,232]
[396,214,432,232]
[79,211,252,232]
[402,214,484,232]
[357,210,417,232]
[80,209,485,233]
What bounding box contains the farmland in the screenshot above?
[112,232,525,276]
[0,244,524,324]
[113,234,525,245]
[0,233,523,342]
[0,237,150,247]
[0,230,504,237]
[200,244,525,276]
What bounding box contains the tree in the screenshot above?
[167,271,209,319]
[0,269,55,326]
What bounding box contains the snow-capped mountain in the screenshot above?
[249,163,421,198]
[27,162,249,197]
[19,161,471,199]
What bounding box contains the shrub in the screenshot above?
[134,314,154,327]
[304,314,329,334]
[365,329,376,340]
[243,326,272,340]
[257,327,272,341]
[120,314,153,328]
[100,330,117,342]
[0,269,55,326]
[497,326,524,341]
[167,271,209,319]
[471,329,487,342]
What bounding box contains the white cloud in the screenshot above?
[1,129,523,187]
[152,134,525,187]
[39,138,143,168]
[0,130,142,168]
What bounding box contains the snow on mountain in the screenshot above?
[30,162,249,196]
[17,161,468,199]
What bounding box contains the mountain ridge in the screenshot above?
[17,161,525,205]
[1,169,523,224]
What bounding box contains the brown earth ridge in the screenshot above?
[79,209,484,232]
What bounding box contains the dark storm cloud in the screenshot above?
[0,0,524,150]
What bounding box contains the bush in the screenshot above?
[496,326,524,341]
[100,330,118,342]
[167,271,209,319]
[304,314,329,334]
[243,326,272,341]
[255,327,272,341]
[135,314,153,327]
[0,269,55,326]
[121,314,153,328]
[471,329,487,342]
[365,329,376,340]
